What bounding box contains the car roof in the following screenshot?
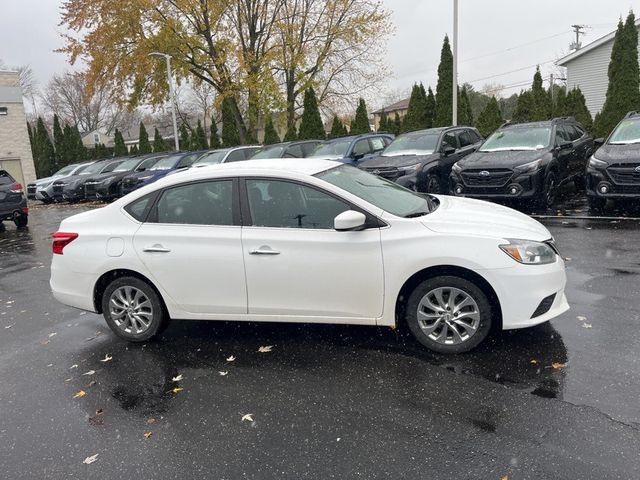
[322,133,392,144]
[174,158,339,179]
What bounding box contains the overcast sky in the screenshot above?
[0,0,638,109]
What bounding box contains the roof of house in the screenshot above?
[372,97,410,115]
[557,19,640,66]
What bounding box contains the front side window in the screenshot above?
[246,179,350,229]
[441,132,458,150]
[608,118,640,145]
[480,127,551,152]
[352,139,371,157]
[252,145,285,159]
[101,161,123,173]
[151,155,181,170]
[370,137,386,152]
[457,130,474,148]
[310,140,351,158]
[155,180,234,226]
[284,144,304,158]
[226,149,248,162]
[197,150,229,165]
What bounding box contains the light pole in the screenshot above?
[452,0,458,126]
[149,52,180,151]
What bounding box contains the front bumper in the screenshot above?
[62,184,87,202]
[484,256,569,330]
[450,169,545,200]
[586,166,640,198]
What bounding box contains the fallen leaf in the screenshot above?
[564,257,572,262]
[551,362,567,369]
[73,390,87,399]
[146,418,156,425]
[582,322,593,329]
[82,454,99,465]
[47,363,53,367]
[87,380,97,387]
[83,370,96,376]
[218,371,228,376]
[64,378,72,382]
[144,431,153,439]
[241,413,254,422]
[70,364,78,369]
[95,409,104,415]
[530,359,538,364]
[99,354,112,363]
[40,340,50,345]
[48,332,57,338]
[4,324,14,329]
[170,387,183,394]
[258,345,273,353]
[576,315,587,322]
[501,476,509,480]
[226,355,235,362]
[172,374,183,382]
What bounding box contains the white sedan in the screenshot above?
[50,159,568,353]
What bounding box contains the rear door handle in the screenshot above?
[143,244,171,253]
[249,246,280,255]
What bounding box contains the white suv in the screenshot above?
[50,159,568,353]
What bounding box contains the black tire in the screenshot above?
[405,275,493,354]
[588,195,607,212]
[538,171,557,209]
[101,276,169,342]
[13,213,28,229]
[423,174,442,194]
[573,175,586,191]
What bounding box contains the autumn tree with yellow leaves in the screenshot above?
[59,0,392,143]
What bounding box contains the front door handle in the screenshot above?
[249,246,280,255]
[143,244,171,253]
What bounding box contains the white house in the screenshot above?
[556,19,640,116]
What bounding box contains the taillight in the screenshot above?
[52,232,79,255]
[9,182,23,194]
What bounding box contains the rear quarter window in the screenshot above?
[0,171,14,185]
[124,193,156,222]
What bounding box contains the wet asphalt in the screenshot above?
[1,193,640,479]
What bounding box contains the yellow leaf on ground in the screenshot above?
[258,345,273,353]
[144,431,152,439]
[171,387,183,394]
[551,362,567,369]
[73,390,87,398]
[530,359,538,364]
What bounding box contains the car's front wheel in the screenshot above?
[101,276,169,342]
[405,275,493,354]
[13,213,28,229]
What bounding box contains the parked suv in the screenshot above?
[308,134,394,164]
[52,159,123,202]
[29,162,95,204]
[586,111,640,210]
[450,117,594,207]
[0,170,28,228]
[193,146,262,167]
[121,151,207,196]
[359,127,482,193]
[251,140,322,159]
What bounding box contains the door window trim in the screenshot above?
[238,177,385,230]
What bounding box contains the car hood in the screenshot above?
[457,149,548,169]
[360,153,440,167]
[86,171,131,183]
[594,143,640,164]
[126,169,172,181]
[54,173,90,186]
[31,175,58,186]
[421,195,551,241]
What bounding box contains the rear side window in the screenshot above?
[301,142,320,157]
[226,150,246,162]
[0,171,14,185]
[370,137,386,152]
[284,144,304,158]
[155,180,234,226]
[556,126,571,144]
[124,193,155,222]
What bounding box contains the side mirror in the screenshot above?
[442,145,456,156]
[137,167,146,172]
[334,210,366,231]
[594,137,605,147]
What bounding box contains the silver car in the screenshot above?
[28,162,95,203]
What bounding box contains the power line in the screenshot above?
[466,59,555,84]
[460,31,568,63]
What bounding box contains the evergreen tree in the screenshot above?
[179,124,191,150]
[402,84,428,132]
[425,86,436,128]
[531,66,551,121]
[152,128,169,152]
[221,97,241,147]
[393,113,402,135]
[51,114,65,170]
[283,125,297,141]
[263,116,281,144]
[434,35,454,126]
[594,13,640,137]
[113,128,128,156]
[129,144,139,155]
[138,122,152,154]
[71,126,86,161]
[475,97,504,138]
[513,90,535,122]
[553,86,568,117]
[27,121,34,154]
[33,117,54,177]
[209,116,221,148]
[192,120,208,150]
[351,98,371,134]
[457,86,474,126]
[566,87,593,132]
[298,88,326,139]
[377,110,388,133]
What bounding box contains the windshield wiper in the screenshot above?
[404,211,430,218]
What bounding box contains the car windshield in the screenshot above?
[151,155,182,170]
[383,132,439,155]
[53,164,77,176]
[609,119,640,144]
[101,161,123,173]
[480,127,551,152]
[114,159,142,172]
[252,145,286,159]
[316,164,435,217]
[197,150,229,165]
[311,140,351,158]
[82,161,108,175]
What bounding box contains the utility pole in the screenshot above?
[550,73,554,117]
[452,0,458,126]
[148,52,180,152]
[570,25,586,51]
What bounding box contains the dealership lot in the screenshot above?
[1,202,640,479]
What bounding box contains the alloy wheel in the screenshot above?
[416,287,480,345]
[109,286,154,335]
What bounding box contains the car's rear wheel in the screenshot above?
[538,171,557,209]
[101,276,168,342]
[405,276,493,354]
[13,213,28,229]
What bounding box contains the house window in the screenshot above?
[93,133,100,144]
[0,107,7,115]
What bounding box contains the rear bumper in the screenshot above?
[50,259,97,312]
[0,197,27,220]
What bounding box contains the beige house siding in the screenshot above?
[0,70,36,184]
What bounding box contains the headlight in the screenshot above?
[398,163,421,173]
[138,175,154,181]
[499,239,557,265]
[513,159,542,174]
[588,155,608,169]
[452,162,462,173]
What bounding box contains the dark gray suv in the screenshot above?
[0,170,28,228]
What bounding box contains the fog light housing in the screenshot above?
[598,182,610,194]
[455,184,463,195]
[508,184,521,195]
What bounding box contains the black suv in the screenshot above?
[450,117,593,207]
[251,140,323,159]
[0,170,28,228]
[358,126,482,193]
[586,111,640,210]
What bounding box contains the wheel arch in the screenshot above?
[93,268,169,315]
[395,265,502,330]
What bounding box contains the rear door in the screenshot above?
[0,170,16,208]
[554,126,574,180]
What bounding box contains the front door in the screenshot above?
[133,179,247,315]
[241,178,384,321]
